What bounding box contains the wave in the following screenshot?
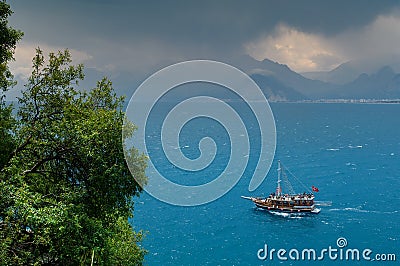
[348,145,363,149]
[172,145,190,150]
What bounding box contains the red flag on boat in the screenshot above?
[312,186,319,192]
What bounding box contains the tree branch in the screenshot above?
[23,148,72,175]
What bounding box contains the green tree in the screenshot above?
[0,1,22,90]
[1,3,148,264]
[1,47,148,265]
[0,6,148,262]
[0,1,23,170]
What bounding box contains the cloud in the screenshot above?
[79,36,218,79]
[245,12,400,73]
[336,13,400,60]
[245,24,343,72]
[10,41,92,80]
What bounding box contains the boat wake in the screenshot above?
[314,201,332,207]
[329,207,399,214]
[262,209,308,219]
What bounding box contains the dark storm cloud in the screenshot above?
[10,0,399,46]
[8,0,400,75]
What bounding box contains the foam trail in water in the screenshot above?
[329,208,398,214]
[315,201,332,206]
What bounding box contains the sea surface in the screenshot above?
[132,103,399,265]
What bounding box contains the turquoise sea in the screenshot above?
[133,103,399,265]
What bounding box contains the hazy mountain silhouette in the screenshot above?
[9,55,400,102]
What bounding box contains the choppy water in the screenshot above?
[133,103,400,265]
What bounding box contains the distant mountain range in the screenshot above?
[236,55,400,101]
[302,55,400,84]
[8,54,400,102]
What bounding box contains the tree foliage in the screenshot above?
[0,1,23,172]
[0,1,23,91]
[0,3,147,264]
[0,48,148,265]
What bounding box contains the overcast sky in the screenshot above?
[8,0,400,82]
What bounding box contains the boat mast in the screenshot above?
[277,160,282,196]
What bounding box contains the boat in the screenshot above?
[242,160,321,214]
